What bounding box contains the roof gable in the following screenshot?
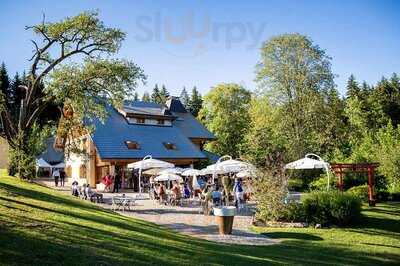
[91,107,207,160]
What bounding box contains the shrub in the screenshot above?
[302,191,332,225]
[309,174,336,191]
[330,193,361,226]
[281,202,305,222]
[254,153,289,222]
[288,178,303,191]
[347,184,369,202]
[302,191,361,226]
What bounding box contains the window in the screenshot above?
[157,119,165,125]
[125,141,140,150]
[137,118,145,124]
[163,142,177,150]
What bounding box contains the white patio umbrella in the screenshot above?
[127,155,174,193]
[154,173,182,182]
[181,169,202,176]
[236,169,256,178]
[52,162,65,169]
[159,167,186,175]
[142,168,166,175]
[217,156,255,172]
[285,153,331,190]
[36,158,52,168]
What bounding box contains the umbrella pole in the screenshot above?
[139,167,142,194]
[325,165,330,191]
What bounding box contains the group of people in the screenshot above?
[150,177,245,210]
[101,172,122,193]
[52,169,66,187]
[152,181,191,205]
[71,181,103,203]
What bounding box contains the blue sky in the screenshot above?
[0,0,399,97]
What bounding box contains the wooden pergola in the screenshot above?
[330,163,379,206]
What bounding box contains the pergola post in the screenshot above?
[338,166,344,192]
[368,166,376,207]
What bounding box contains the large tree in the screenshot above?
[179,86,190,108]
[255,33,336,160]
[0,11,145,178]
[199,83,251,158]
[188,86,203,117]
[159,84,169,103]
[142,91,150,102]
[151,84,161,103]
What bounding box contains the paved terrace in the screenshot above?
[36,178,277,245]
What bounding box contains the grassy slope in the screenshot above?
[0,173,399,265]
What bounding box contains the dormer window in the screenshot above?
[157,119,165,125]
[137,118,145,124]
[125,141,140,150]
[163,142,177,150]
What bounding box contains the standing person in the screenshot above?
[233,178,244,209]
[113,171,121,193]
[52,169,60,187]
[59,169,66,187]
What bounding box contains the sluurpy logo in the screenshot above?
[133,12,267,57]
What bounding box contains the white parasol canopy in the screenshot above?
[285,154,329,170]
[285,153,331,190]
[159,167,186,175]
[154,173,183,182]
[181,168,202,176]
[127,155,174,170]
[36,158,52,168]
[127,155,174,193]
[205,155,255,174]
[142,168,164,175]
[52,162,65,169]
[236,169,256,178]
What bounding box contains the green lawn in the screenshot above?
[0,173,399,265]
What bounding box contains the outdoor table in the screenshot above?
[112,196,135,212]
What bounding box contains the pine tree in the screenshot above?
[151,84,161,103]
[180,87,190,108]
[133,92,139,101]
[346,74,361,99]
[188,86,203,117]
[0,63,13,109]
[142,91,151,102]
[159,84,169,103]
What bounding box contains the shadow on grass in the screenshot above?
[1,178,400,265]
[262,232,323,241]
[0,181,99,212]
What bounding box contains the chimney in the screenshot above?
[165,96,188,113]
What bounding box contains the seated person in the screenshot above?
[85,184,93,199]
[71,180,79,197]
[85,185,103,203]
[183,183,191,199]
[157,183,166,203]
[81,184,87,199]
[211,186,222,205]
[171,182,181,198]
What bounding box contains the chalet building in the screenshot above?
[65,97,216,188]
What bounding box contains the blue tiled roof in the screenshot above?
[172,112,215,140]
[91,106,207,160]
[39,138,64,164]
